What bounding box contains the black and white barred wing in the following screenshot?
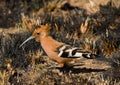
[56,44,96,59]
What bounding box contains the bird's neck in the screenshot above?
[40,36,63,52]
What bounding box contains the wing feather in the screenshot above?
[56,44,96,59]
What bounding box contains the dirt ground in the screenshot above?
[0,0,120,85]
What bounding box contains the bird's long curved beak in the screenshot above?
[19,36,35,47]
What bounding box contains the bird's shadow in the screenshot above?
[56,65,106,74]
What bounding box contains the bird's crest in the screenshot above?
[35,24,51,32]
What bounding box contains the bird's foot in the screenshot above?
[46,65,62,69]
[72,63,84,66]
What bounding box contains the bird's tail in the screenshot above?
[67,49,97,59]
[75,52,97,59]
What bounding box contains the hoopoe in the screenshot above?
[20,24,97,68]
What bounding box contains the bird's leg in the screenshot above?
[46,65,60,69]
[72,63,84,66]
[46,64,70,73]
[46,63,64,69]
[66,60,84,67]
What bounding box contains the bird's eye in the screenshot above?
[37,33,40,35]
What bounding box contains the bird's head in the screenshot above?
[33,24,51,42]
[19,24,51,47]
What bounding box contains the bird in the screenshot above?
[20,24,97,68]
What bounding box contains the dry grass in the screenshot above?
[0,0,120,85]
